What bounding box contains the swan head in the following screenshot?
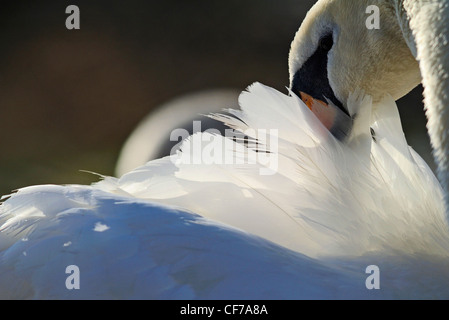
[289,0,421,113]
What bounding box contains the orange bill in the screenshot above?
[299,91,337,131]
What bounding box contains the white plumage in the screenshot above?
[115,89,240,176]
[1,83,448,299]
[1,0,449,299]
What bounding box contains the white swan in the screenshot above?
[115,89,240,176]
[1,0,449,299]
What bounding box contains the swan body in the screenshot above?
[1,0,449,299]
[115,89,240,176]
[289,0,449,210]
[400,0,449,209]
[1,83,448,299]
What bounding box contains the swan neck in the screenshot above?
[398,0,449,214]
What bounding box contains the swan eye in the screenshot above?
[319,34,333,52]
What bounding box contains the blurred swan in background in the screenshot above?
[1,0,449,299]
[115,89,239,176]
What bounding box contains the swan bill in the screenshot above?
[299,91,336,131]
[299,91,352,141]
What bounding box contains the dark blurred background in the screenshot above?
[0,0,432,196]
